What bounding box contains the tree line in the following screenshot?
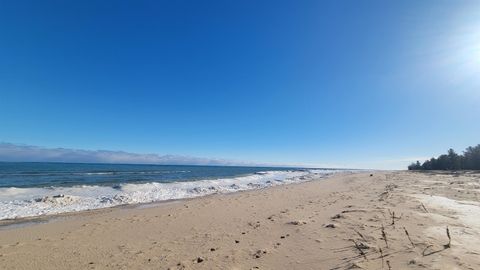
[408,144,480,170]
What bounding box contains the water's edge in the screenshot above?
[0,168,348,220]
[0,171,349,229]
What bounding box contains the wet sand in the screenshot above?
[0,171,479,269]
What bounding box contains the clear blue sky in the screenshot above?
[1,1,479,169]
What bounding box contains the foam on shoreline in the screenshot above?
[0,169,340,220]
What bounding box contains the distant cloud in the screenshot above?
[0,142,418,169]
[0,143,256,166]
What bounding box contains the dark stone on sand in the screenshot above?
[253,249,267,259]
[210,248,216,251]
[235,240,240,243]
[324,223,336,228]
[288,220,307,225]
[196,257,204,263]
[331,214,344,219]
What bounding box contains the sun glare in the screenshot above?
[436,20,480,92]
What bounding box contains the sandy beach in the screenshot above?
[0,171,479,270]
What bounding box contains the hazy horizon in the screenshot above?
[0,141,456,170]
[0,142,362,169]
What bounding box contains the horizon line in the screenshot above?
[0,142,362,170]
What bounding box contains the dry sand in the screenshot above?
[1,171,479,270]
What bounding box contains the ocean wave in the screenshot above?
[0,169,341,220]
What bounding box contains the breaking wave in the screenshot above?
[0,169,341,220]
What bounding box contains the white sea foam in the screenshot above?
[0,169,341,220]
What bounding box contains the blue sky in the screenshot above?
[1,1,479,169]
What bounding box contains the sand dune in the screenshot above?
[0,171,479,269]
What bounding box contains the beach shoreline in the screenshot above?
[0,166,341,221]
[0,171,479,269]
[0,170,349,228]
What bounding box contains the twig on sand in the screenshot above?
[422,244,434,256]
[386,260,392,270]
[379,248,384,269]
[353,229,367,242]
[381,224,389,248]
[403,227,415,248]
[387,209,402,225]
[342,209,367,214]
[444,226,451,249]
[423,226,453,256]
[420,203,429,213]
[350,239,368,260]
